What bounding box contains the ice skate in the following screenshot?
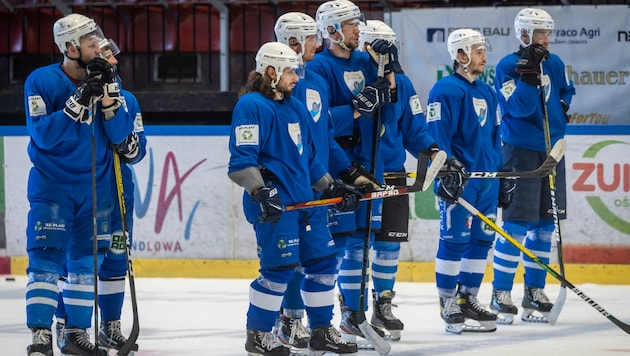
[439,296,464,334]
[521,286,553,323]
[339,305,384,349]
[308,325,358,355]
[370,289,404,341]
[59,327,107,356]
[245,328,290,356]
[55,319,65,349]
[457,291,497,332]
[490,289,518,325]
[27,328,53,356]
[99,320,139,353]
[274,315,309,355]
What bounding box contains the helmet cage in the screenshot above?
[514,8,554,47]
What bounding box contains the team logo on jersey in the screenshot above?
[409,95,423,115]
[473,98,488,126]
[426,102,441,122]
[235,124,259,146]
[343,71,366,96]
[541,74,551,102]
[288,123,303,155]
[28,95,47,117]
[500,79,516,100]
[305,88,322,123]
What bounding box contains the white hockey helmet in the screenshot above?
[358,20,396,49]
[53,13,104,54]
[316,0,362,39]
[274,12,319,48]
[447,29,488,62]
[255,42,301,77]
[514,8,554,47]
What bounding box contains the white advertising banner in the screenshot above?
[5,132,629,261]
[395,5,630,125]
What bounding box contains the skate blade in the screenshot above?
[339,330,374,350]
[462,319,497,333]
[308,351,358,356]
[288,347,310,356]
[493,312,516,325]
[444,322,464,334]
[521,308,550,323]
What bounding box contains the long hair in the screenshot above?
[239,70,275,99]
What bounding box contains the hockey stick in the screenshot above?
[356,52,390,355]
[91,99,100,349]
[284,150,445,211]
[384,139,566,179]
[457,197,630,335]
[540,66,567,325]
[113,152,140,356]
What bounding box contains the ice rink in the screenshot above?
[1,276,629,355]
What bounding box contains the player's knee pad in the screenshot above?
[502,220,530,237]
[27,248,66,276]
[28,271,60,285]
[67,254,105,276]
[529,220,554,243]
[302,255,337,287]
[258,265,296,290]
[373,240,401,254]
[343,247,364,262]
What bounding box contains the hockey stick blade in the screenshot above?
[548,287,567,325]
[358,321,391,355]
[386,139,568,180]
[285,153,434,211]
[421,150,446,192]
[458,197,630,335]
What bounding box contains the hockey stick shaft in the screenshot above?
[284,150,437,212]
[113,152,140,356]
[458,197,630,334]
[91,102,100,348]
[539,66,567,324]
[385,139,566,179]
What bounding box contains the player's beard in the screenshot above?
[275,80,294,98]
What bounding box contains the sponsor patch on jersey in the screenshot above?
[426,102,441,122]
[305,88,322,123]
[28,95,47,117]
[343,70,366,96]
[409,94,423,115]
[473,97,488,126]
[134,112,145,132]
[499,79,516,100]
[288,122,303,155]
[235,124,259,146]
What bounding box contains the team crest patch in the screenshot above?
[306,88,322,123]
[409,94,423,115]
[235,124,259,146]
[288,122,303,155]
[541,74,551,102]
[473,97,488,126]
[426,102,441,122]
[343,70,366,96]
[500,79,516,100]
[28,95,47,117]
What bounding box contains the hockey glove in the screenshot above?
[498,176,517,209]
[367,39,404,75]
[63,74,104,124]
[516,44,549,86]
[112,131,140,163]
[351,78,391,119]
[561,100,571,123]
[436,157,469,205]
[86,57,118,84]
[323,179,364,212]
[253,182,283,224]
[339,162,382,193]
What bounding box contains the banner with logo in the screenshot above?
[394,5,629,125]
[4,130,629,262]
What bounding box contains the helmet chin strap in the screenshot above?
[459,58,476,82]
[65,48,89,68]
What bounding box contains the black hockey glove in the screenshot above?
[112,131,140,163]
[339,162,382,193]
[351,78,391,119]
[561,100,571,123]
[323,179,364,212]
[498,176,517,209]
[516,44,549,86]
[253,182,283,224]
[86,57,118,83]
[63,73,104,124]
[368,39,404,75]
[436,157,469,204]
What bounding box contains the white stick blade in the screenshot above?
[548,287,567,325]
[550,139,567,163]
[358,321,391,355]
[422,150,447,192]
